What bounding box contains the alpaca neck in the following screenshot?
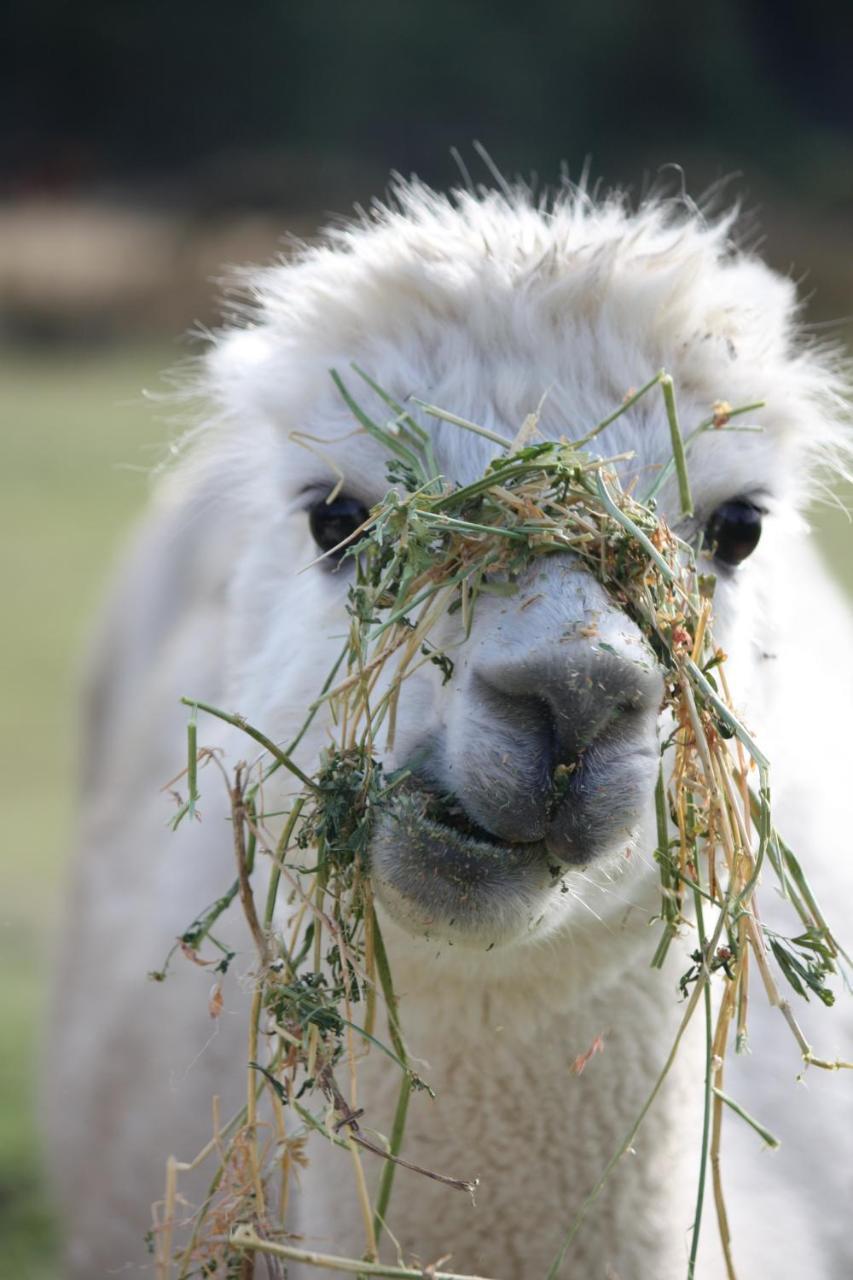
[298,919,701,1278]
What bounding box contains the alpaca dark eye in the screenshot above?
[705,500,763,566]
[308,494,369,559]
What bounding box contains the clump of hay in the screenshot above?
[151,369,851,1280]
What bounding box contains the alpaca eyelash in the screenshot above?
[735,492,770,516]
[296,482,377,513]
[295,483,338,513]
[693,492,771,529]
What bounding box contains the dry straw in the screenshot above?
[151,368,851,1280]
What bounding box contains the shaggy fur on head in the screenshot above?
[49,178,853,1280]
[199,181,850,504]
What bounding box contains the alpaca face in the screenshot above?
[283,413,761,950]
[207,189,832,952]
[222,366,765,952]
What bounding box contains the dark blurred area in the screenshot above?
[4,0,853,343]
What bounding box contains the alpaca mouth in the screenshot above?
[369,749,657,948]
[417,787,513,850]
[368,777,565,948]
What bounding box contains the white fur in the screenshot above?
[48,182,853,1278]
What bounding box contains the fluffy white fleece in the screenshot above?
[49,181,853,1279]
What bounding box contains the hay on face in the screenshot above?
[154,369,850,1280]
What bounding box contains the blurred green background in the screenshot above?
[2,4,852,1277]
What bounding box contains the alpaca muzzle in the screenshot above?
[370,557,663,944]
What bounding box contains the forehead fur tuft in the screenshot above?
[202,179,851,505]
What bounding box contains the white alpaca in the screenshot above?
[48,183,853,1279]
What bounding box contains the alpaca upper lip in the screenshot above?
[390,743,658,862]
[407,778,533,852]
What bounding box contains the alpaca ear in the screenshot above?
[715,256,798,364]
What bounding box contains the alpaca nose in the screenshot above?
[445,627,662,863]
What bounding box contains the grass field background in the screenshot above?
[1,347,174,1280]
[2,344,851,1280]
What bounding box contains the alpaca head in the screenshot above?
[198,183,845,953]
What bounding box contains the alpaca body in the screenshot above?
[47,184,853,1278]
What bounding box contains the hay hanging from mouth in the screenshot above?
[150,368,851,1280]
